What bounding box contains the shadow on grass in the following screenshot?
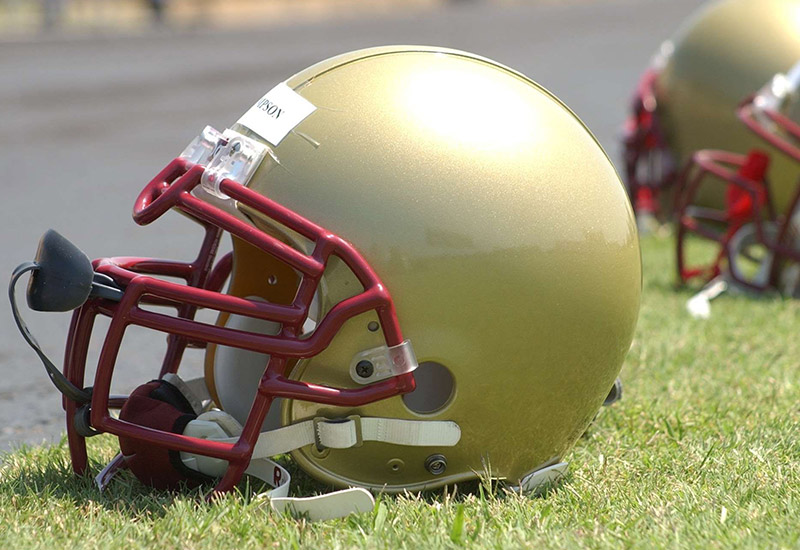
[0,439,336,518]
[1,437,565,519]
[646,273,789,307]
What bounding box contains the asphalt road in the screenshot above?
[0,0,705,450]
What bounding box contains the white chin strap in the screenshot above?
[686,277,729,320]
[685,217,800,319]
[179,409,381,522]
[96,374,573,520]
[181,400,460,521]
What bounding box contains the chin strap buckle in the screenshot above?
[314,415,364,450]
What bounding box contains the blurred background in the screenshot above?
[0,0,706,450]
[0,0,443,34]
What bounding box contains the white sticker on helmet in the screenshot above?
[237,82,317,146]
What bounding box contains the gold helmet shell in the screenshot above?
[206,46,641,491]
[656,0,800,212]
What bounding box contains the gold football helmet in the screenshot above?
[675,61,800,299]
[623,0,800,222]
[11,46,641,519]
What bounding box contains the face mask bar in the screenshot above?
[61,129,417,493]
[674,89,800,291]
[674,149,775,289]
[738,92,800,271]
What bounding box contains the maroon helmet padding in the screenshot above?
[118,380,210,490]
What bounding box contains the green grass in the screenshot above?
[2,234,799,549]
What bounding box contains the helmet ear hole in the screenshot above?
[402,362,455,415]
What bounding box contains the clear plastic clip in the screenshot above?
[179,125,225,165]
[349,340,418,385]
[179,126,268,199]
[753,61,800,124]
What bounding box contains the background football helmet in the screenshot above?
[623,0,800,224]
[11,46,641,518]
[675,61,800,298]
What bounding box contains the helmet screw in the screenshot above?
[355,360,374,378]
[425,454,447,475]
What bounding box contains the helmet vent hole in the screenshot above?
[402,362,455,415]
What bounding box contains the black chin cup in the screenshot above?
[9,230,124,405]
[28,229,99,311]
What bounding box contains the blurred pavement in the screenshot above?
[2,0,439,36]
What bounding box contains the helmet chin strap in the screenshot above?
[93,372,580,519]
[179,408,377,521]
[95,444,375,522]
[98,373,460,521]
[686,277,729,320]
[177,378,461,520]
[97,372,577,520]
